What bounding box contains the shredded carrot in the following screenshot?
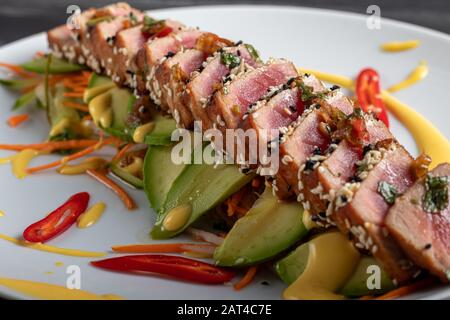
[26,138,107,174]
[63,100,89,112]
[63,92,84,98]
[0,139,100,151]
[7,114,29,128]
[111,243,216,254]
[0,62,34,78]
[234,266,258,290]
[112,143,133,163]
[86,169,136,210]
[375,278,435,300]
[226,188,246,216]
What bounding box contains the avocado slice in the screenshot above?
[110,163,144,189]
[47,83,80,139]
[339,256,395,297]
[143,145,188,212]
[274,241,309,284]
[21,56,85,74]
[214,187,308,266]
[151,161,254,239]
[275,237,395,298]
[84,73,115,103]
[88,87,134,138]
[144,114,177,146]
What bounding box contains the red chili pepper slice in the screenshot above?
[155,26,173,38]
[23,192,90,243]
[91,254,235,284]
[356,68,389,127]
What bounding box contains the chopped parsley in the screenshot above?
[378,181,399,204]
[423,174,449,213]
[142,15,165,33]
[86,15,113,27]
[220,52,241,69]
[244,43,261,62]
[298,82,327,102]
[129,12,138,25]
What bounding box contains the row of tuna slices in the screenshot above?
[46,3,449,285]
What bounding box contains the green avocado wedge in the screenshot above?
[339,256,395,297]
[143,145,188,212]
[275,238,395,298]
[84,73,115,103]
[21,56,85,74]
[213,187,308,267]
[151,162,254,239]
[110,163,144,189]
[144,114,177,146]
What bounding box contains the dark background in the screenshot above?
[0,0,449,45]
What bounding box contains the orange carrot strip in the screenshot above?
[62,100,89,112]
[112,143,133,163]
[0,139,99,151]
[63,92,84,98]
[111,243,216,254]
[234,266,258,291]
[26,139,106,174]
[0,62,34,78]
[86,169,136,210]
[375,278,435,300]
[7,114,29,128]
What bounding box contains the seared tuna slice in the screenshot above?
[156,49,206,127]
[302,117,393,220]
[114,20,184,86]
[333,142,419,283]
[88,14,143,77]
[183,44,262,128]
[386,163,450,282]
[207,58,298,129]
[136,29,204,104]
[275,90,354,199]
[47,25,84,64]
[243,74,325,147]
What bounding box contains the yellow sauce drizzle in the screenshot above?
[44,271,54,275]
[298,68,450,168]
[122,157,143,176]
[283,232,360,300]
[0,210,4,217]
[133,122,155,143]
[54,262,64,267]
[387,61,428,93]
[77,202,106,229]
[58,157,108,175]
[163,204,192,232]
[381,40,420,52]
[0,233,106,258]
[89,91,114,129]
[0,149,41,179]
[0,277,123,300]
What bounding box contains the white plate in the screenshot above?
[0,5,449,300]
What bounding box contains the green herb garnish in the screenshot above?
[129,12,138,25]
[423,174,448,213]
[220,52,241,69]
[378,181,399,204]
[86,15,113,27]
[142,15,165,33]
[298,82,327,102]
[244,43,261,62]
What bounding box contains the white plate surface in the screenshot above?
[0,5,449,300]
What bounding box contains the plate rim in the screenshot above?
[0,4,448,300]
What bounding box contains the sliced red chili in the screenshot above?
[356,68,389,127]
[91,254,235,284]
[23,192,90,243]
[155,26,173,38]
